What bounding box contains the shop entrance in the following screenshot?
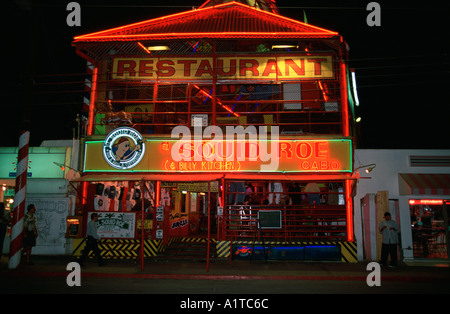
[167,181,218,238]
[409,199,449,259]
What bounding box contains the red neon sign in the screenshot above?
[409,199,443,206]
[84,138,352,173]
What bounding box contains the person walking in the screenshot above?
[379,212,399,267]
[78,213,106,266]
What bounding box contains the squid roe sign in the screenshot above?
[168,125,352,172]
[83,126,351,173]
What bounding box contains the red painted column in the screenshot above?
[9,131,30,269]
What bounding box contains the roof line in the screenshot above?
[73,1,338,42]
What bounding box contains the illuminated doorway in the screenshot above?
[409,199,449,259]
[169,182,218,238]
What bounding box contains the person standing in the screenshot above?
[304,182,321,205]
[0,203,11,256]
[23,204,38,265]
[379,212,399,267]
[78,213,106,266]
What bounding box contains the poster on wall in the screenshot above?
[26,198,69,254]
[88,212,136,238]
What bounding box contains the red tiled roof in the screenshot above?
[73,1,338,43]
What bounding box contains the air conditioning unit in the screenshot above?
[283,83,302,110]
[323,101,338,112]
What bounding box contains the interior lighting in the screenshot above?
[147,45,170,51]
[271,44,299,49]
[409,199,443,206]
[192,85,239,117]
[355,117,362,123]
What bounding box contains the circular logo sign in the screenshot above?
[103,127,145,170]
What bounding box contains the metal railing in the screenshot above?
[223,204,347,242]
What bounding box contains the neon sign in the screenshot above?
[85,137,352,173]
[112,55,334,81]
[102,127,145,170]
[409,199,443,206]
[167,140,344,171]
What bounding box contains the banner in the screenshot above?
[88,212,136,238]
[112,55,334,81]
[84,137,352,173]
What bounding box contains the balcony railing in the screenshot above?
[223,204,347,242]
[93,98,343,136]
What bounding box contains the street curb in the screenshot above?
[2,270,450,282]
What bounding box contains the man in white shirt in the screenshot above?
[78,213,106,267]
[379,212,399,267]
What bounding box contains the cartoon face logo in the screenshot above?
[103,127,145,170]
[235,246,252,257]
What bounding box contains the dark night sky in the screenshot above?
[2,0,449,149]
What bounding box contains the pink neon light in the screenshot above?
[193,85,240,117]
[409,199,443,206]
[137,42,152,54]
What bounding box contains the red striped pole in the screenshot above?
[9,131,30,269]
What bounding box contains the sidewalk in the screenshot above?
[2,255,450,282]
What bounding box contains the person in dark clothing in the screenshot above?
[78,213,106,266]
[0,203,11,256]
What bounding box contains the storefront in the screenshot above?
[354,149,450,262]
[71,0,359,263]
[0,141,78,255]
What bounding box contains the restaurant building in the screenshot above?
[70,0,358,263]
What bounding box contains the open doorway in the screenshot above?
[409,199,448,259]
[168,182,219,238]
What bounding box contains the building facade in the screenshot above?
[0,140,79,255]
[353,149,450,262]
[71,0,359,262]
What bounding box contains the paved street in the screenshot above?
[2,273,449,295]
[1,256,449,297]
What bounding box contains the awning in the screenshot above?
[71,172,353,183]
[223,173,353,181]
[398,173,450,195]
[0,179,17,187]
[70,173,224,182]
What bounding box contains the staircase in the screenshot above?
[155,238,217,262]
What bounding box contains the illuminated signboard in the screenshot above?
[103,127,145,170]
[84,138,352,173]
[112,55,334,81]
[408,199,443,206]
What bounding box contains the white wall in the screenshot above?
[353,149,450,261]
